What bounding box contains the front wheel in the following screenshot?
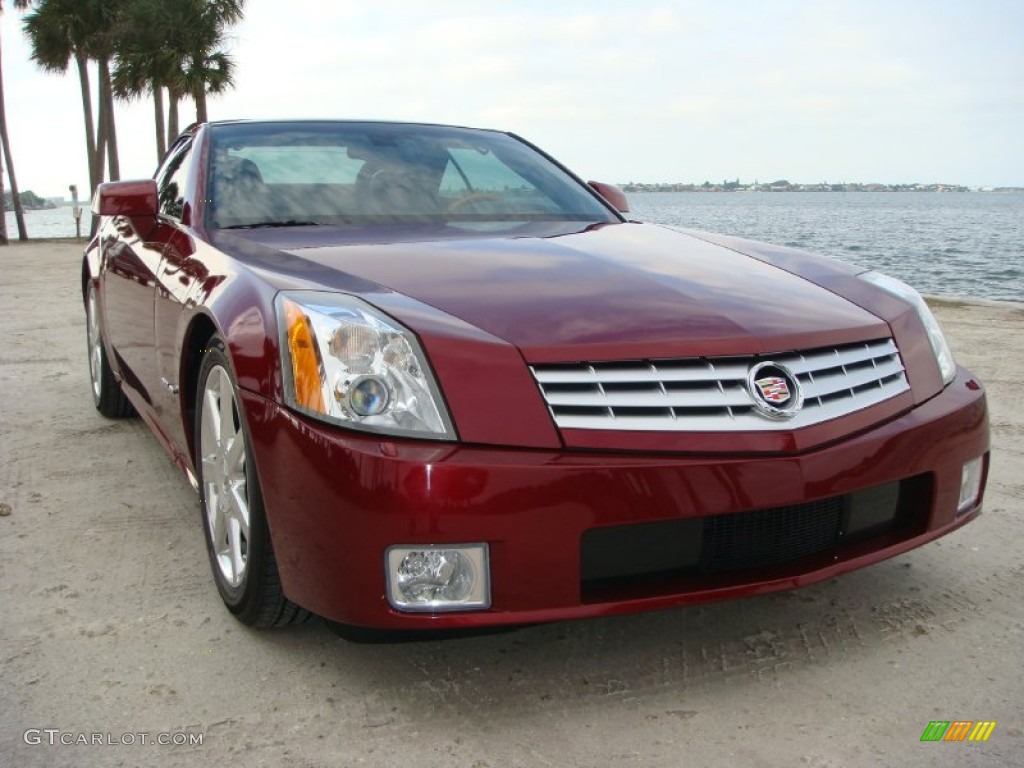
[195,337,308,628]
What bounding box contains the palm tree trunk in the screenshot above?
[0,32,28,241]
[95,72,107,190]
[99,56,119,181]
[0,156,6,245]
[75,52,100,195]
[195,86,207,124]
[0,110,29,241]
[154,86,166,162]
[167,91,179,146]
[0,161,6,245]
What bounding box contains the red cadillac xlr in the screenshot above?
[84,120,989,632]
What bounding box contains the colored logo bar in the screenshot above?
[920,721,997,742]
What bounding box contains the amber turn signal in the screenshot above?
[282,298,325,413]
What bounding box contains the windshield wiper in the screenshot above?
[222,220,323,229]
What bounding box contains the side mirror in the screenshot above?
[588,181,630,214]
[92,180,158,217]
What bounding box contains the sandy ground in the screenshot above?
[1,240,1021,768]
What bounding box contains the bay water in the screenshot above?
[6,191,1022,302]
[4,206,90,241]
[628,191,1023,303]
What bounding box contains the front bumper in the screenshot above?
[241,367,988,629]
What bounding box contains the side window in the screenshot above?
[155,139,194,219]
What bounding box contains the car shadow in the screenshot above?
[247,542,986,724]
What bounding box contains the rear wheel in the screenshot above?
[85,280,134,418]
[195,337,308,628]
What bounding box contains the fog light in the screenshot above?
[957,456,984,514]
[386,544,490,612]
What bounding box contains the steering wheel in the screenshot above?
[446,193,500,213]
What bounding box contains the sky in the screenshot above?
[2,0,1023,200]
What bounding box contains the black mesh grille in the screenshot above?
[580,477,929,597]
[701,496,843,572]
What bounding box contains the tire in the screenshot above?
[195,336,309,628]
[85,280,134,418]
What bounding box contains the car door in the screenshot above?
[154,227,201,464]
[101,137,192,421]
[151,137,204,463]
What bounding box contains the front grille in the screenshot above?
[580,477,930,597]
[530,338,909,431]
[701,496,843,572]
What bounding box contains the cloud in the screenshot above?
[2,0,1022,199]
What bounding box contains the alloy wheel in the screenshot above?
[86,284,103,402]
[199,365,250,588]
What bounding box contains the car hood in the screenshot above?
[215,222,887,363]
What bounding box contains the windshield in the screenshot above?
[205,122,619,231]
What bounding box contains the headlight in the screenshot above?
[276,291,455,439]
[859,271,956,386]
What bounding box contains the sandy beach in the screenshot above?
[1,240,1021,767]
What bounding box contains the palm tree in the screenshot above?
[187,0,241,123]
[114,0,242,163]
[1,0,31,244]
[111,0,176,160]
[186,48,235,125]
[22,0,122,198]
